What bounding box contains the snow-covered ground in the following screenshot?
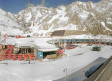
[0,44,112,81]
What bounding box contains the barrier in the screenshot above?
[18,55,23,61]
[29,54,35,60]
[0,45,35,61]
[0,54,35,61]
[85,56,112,81]
[23,54,29,60]
[12,55,17,60]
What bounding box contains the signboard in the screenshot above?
[38,52,43,59]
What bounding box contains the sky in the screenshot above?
[0,0,101,14]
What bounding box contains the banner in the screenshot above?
[38,52,43,59]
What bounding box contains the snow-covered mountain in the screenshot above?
[0,9,23,35]
[0,0,112,36]
[16,0,112,36]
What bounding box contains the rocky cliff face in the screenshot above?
[0,0,112,36]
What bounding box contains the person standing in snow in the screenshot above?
[29,60,30,64]
[59,48,63,54]
[56,47,64,58]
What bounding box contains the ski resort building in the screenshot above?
[50,30,112,48]
[0,37,61,60]
[51,30,89,37]
[50,30,91,47]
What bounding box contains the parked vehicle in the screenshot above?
[92,46,101,51]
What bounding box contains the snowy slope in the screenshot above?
[16,0,112,36]
[0,9,23,35]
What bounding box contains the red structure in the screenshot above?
[18,35,21,38]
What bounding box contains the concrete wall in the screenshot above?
[97,60,112,81]
[85,56,112,81]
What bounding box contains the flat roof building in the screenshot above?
[51,30,89,37]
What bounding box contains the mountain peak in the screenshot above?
[0,0,112,36]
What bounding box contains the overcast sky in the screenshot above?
[0,0,101,14]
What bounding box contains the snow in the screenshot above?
[3,37,58,51]
[59,16,69,23]
[17,42,34,47]
[55,24,77,30]
[78,10,89,20]
[34,38,58,50]
[0,1,112,80]
[25,12,32,22]
[77,1,84,5]
[95,1,112,13]
[47,14,59,24]
[33,30,49,37]
[2,37,16,45]
[0,45,112,81]
[57,6,68,23]
[101,22,112,31]
[5,0,111,37]
[107,21,112,24]
[56,6,66,15]
[38,48,58,52]
[0,9,20,27]
[0,9,23,37]
[16,38,35,47]
[90,2,95,8]
[2,35,112,46]
[37,12,42,18]
[48,6,68,24]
